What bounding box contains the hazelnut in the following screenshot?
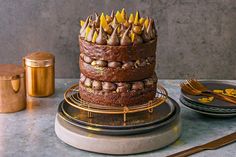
[92,80,102,90]
[84,78,92,88]
[108,61,122,68]
[116,83,131,93]
[83,55,93,64]
[132,25,142,35]
[102,82,117,91]
[144,78,154,87]
[122,61,134,69]
[132,82,144,90]
[80,74,86,83]
[96,60,108,67]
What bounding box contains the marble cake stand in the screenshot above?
[55,114,181,155]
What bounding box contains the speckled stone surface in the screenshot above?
[0,79,236,157]
[0,0,236,79]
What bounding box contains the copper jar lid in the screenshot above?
[24,51,55,67]
[0,64,24,80]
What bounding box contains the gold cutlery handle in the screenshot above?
[167,146,204,157]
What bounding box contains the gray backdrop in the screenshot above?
[0,0,235,79]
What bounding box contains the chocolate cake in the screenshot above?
[78,9,158,106]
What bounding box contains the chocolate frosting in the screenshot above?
[110,10,114,19]
[120,27,132,46]
[86,24,95,42]
[142,25,151,42]
[133,34,143,45]
[96,25,107,45]
[111,16,119,29]
[94,13,100,28]
[107,26,120,46]
[147,19,156,39]
[80,16,90,34]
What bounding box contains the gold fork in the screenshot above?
[180,82,236,104]
[187,79,236,103]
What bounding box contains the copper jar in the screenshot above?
[0,64,26,113]
[23,51,55,97]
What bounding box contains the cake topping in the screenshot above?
[80,74,157,92]
[111,16,119,29]
[110,10,114,19]
[79,9,157,45]
[108,61,122,68]
[92,80,102,90]
[94,13,100,28]
[103,82,117,91]
[134,11,140,25]
[86,24,95,42]
[107,26,120,46]
[132,81,144,90]
[128,13,134,24]
[96,25,107,45]
[84,78,92,87]
[122,61,134,69]
[95,60,108,67]
[80,16,90,34]
[147,19,156,39]
[120,27,132,46]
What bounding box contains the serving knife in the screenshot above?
[167,132,236,157]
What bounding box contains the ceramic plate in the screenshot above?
[180,96,236,117]
[181,80,236,109]
[57,97,180,135]
[60,98,175,129]
[180,95,236,113]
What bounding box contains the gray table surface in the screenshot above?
[0,79,236,157]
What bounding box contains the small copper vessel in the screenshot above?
[0,64,26,113]
[23,51,55,97]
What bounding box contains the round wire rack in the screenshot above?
[64,83,168,122]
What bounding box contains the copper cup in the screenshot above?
[0,64,26,113]
[23,51,55,97]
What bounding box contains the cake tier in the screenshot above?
[79,74,157,106]
[79,38,157,61]
[79,55,155,82]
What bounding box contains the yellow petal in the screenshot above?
[131,32,135,42]
[92,31,98,43]
[213,89,224,94]
[139,18,145,25]
[134,11,139,25]
[225,89,236,95]
[128,13,134,23]
[105,15,112,23]
[85,26,91,39]
[198,97,214,103]
[80,20,85,27]
[100,12,109,29]
[144,18,149,28]
[121,8,126,19]
[115,11,125,23]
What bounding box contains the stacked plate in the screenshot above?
[57,97,180,136]
[180,80,236,117]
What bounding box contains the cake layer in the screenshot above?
[79,82,156,106]
[79,55,155,82]
[79,38,157,62]
[79,74,157,106]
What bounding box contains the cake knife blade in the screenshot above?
[167,132,236,157]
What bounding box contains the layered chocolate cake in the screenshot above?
[78,9,157,106]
